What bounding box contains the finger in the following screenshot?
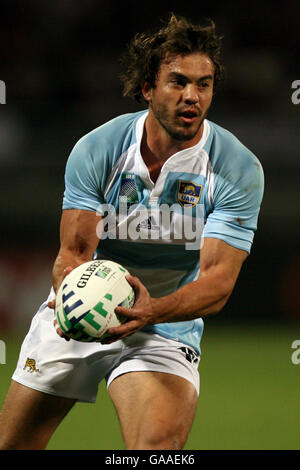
[102,337,120,345]
[102,326,139,344]
[100,317,142,344]
[48,298,56,309]
[63,266,74,278]
[48,267,73,310]
[53,319,70,341]
[101,330,133,345]
[115,305,137,317]
[106,320,140,338]
[125,274,145,295]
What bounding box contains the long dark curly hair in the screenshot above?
[120,13,225,103]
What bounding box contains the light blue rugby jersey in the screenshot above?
[63,110,264,354]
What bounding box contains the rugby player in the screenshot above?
[0,14,264,450]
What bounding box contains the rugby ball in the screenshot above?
[55,260,135,342]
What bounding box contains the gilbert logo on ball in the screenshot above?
[55,260,135,342]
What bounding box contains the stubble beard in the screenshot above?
[151,102,208,142]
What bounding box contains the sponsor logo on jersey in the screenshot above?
[177,181,203,208]
[119,173,139,204]
[136,215,160,232]
[23,358,40,373]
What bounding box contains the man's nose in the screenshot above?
[182,84,199,104]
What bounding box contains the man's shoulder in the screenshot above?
[205,120,264,195]
[74,110,147,154]
[206,119,262,171]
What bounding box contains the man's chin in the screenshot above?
[170,125,202,142]
[171,117,206,141]
[155,110,205,143]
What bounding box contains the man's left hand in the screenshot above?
[101,274,154,344]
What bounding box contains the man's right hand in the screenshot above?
[48,266,74,341]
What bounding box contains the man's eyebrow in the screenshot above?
[167,72,214,82]
[198,74,214,81]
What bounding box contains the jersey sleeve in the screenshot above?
[203,151,264,254]
[62,137,104,212]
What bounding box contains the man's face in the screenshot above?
[143,53,215,142]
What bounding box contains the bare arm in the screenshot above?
[151,237,248,322]
[51,209,101,294]
[105,238,248,342]
[49,209,101,339]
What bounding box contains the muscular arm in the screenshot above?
[151,237,247,322]
[51,209,101,294]
[107,238,248,341]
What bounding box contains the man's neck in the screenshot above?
[141,109,204,165]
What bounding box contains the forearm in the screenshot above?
[51,209,101,293]
[52,248,93,293]
[151,271,233,324]
[108,239,247,342]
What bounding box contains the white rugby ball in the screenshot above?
[55,260,135,342]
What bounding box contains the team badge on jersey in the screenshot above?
[177,181,203,208]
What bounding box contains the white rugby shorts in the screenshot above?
[12,289,200,403]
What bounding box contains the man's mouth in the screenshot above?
[177,109,199,124]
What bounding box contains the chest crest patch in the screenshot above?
[177,181,203,208]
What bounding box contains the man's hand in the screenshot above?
[48,266,74,342]
[101,274,155,344]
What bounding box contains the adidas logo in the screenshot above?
[137,216,160,231]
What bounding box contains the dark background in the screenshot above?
[0,0,299,328]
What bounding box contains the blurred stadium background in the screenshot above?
[0,0,299,450]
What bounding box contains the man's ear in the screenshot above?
[141,82,152,103]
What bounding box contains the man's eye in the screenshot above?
[172,79,185,86]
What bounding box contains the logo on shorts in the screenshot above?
[23,358,40,373]
[178,347,199,365]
